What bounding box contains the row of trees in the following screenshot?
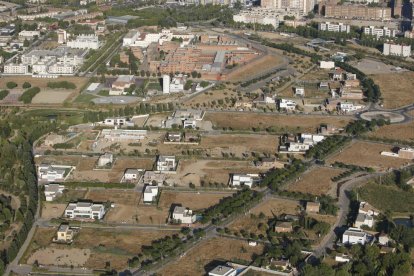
[47,81,76,89]
[260,159,308,191]
[345,118,390,136]
[18,87,40,104]
[305,135,351,160]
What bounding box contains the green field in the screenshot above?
[74,93,97,103]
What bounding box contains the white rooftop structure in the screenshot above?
[157,156,176,172]
[143,186,159,203]
[342,227,369,245]
[172,206,196,224]
[44,184,65,201]
[67,34,100,50]
[64,201,106,220]
[97,153,113,167]
[208,265,237,276]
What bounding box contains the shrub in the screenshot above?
[6,82,17,89]
[19,87,41,104]
[22,82,31,89]
[0,90,9,100]
[47,81,76,89]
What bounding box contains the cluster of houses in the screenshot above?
[274,201,320,234]
[279,133,325,154]
[162,109,205,129]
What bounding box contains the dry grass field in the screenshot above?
[159,237,264,275]
[23,227,178,270]
[41,203,67,219]
[286,167,345,196]
[327,141,411,171]
[368,122,414,142]
[32,90,73,104]
[205,112,352,132]
[225,54,284,82]
[158,191,234,211]
[371,72,414,109]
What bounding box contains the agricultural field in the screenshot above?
[31,90,74,104]
[159,237,264,275]
[327,141,411,171]
[22,227,178,271]
[286,167,345,196]
[368,121,414,142]
[158,191,234,211]
[371,72,414,109]
[205,112,352,132]
[166,159,266,186]
[228,198,300,235]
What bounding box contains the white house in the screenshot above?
[285,142,310,153]
[295,87,305,97]
[64,202,106,220]
[44,184,65,201]
[172,206,196,224]
[359,202,379,216]
[38,164,66,182]
[278,99,296,111]
[230,174,259,188]
[340,102,364,113]
[335,254,351,263]
[143,186,159,203]
[97,153,113,167]
[355,213,374,228]
[123,169,140,182]
[156,156,176,171]
[378,233,390,246]
[320,61,335,69]
[102,117,134,127]
[342,227,369,245]
[208,265,237,276]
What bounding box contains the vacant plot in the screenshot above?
[205,112,352,133]
[371,72,414,109]
[41,203,66,219]
[327,141,410,171]
[228,198,299,235]
[226,54,284,82]
[160,237,264,275]
[31,90,73,104]
[158,191,234,211]
[85,189,139,205]
[0,76,88,91]
[167,159,266,186]
[145,113,171,128]
[359,182,414,215]
[368,121,414,142]
[24,227,177,270]
[286,167,344,196]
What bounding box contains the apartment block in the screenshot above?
[364,26,397,38]
[233,8,281,29]
[318,22,350,33]
[324,4,391,20]
[383,43,411,57]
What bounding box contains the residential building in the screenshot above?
[355,213,374,228]
[162,74,170,94]
[123,169,141,182]
[38,164,66,182]
[3,64,28,74]
[64,201,106,220]
[172,206,196,224]
[275,221,293,233]
[143,186,159,203]
[233,8,281,29]
[19,30,40,38]
[208,265,237,276]
[398,148,414,159]
[55,224,74,242]
[163,110,205,129]
[169,74,187,92]
[166,132,182,142]
[123,30,140,46]
[378,233,390,246]
[342,227,368,245]
[109,75,135,95]
[324,4,391,20]
[318,22,350,33]
[97,153,113,167]
[57,29,67,44]
[44,184,65,201]
[260,0,315,14]
[359,202,379,216]
[157,156,177,171]
[268,259,291,270]
[295,87,305,96]
[364,26,397,38]
[340,102,364,112]
[335,254,351,263]
[278,99,297,111]
[100,129,147,141]
[383,43,411,57]
[320,60,335,69]
[230,174,259,188]
[101,117,134,127]
[306,201,320,213]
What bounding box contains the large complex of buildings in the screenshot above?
[123,29,194,49]
[324,4,392,20]
[261,0,315,15]
[233,8,281,29]
[318,22,350,33]
[383,43,411,57]
[363,26,397,38]
[4,47,87,76]
[67,34,100,50]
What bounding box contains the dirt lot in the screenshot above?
[371,72,414,109]
[228,198,300,235]
[368,121,414,142]
[225,54,284,82]
[28,248,90,267]
[145,113,172,128]
[24,227,178,270]
[286,167,345,197]
[205,112,352,132]
[159,237,264,275]
[327,141,411,171]
[41,203,67,219]
[166,159,266,186]
[158,191,234,211]
[32,90,73,104]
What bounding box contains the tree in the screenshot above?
[22,82,31,89]
[23,39,29,47]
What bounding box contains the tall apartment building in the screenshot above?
[233,9,281,29]
[318,22,350,33]
[261,0,315,14]
[383,43,411,57]
[364,26,397,38]
[325,4,391,20]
